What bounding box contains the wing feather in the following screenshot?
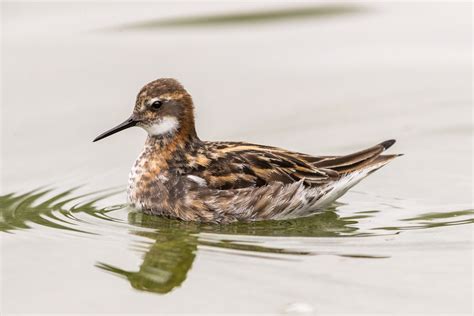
[186,140,398,191]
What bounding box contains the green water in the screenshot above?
[1,188,472,297]
[2,2,472,314]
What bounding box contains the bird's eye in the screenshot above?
[150,100,163,110]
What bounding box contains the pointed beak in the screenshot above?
[93,116,137,142]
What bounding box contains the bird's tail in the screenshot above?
[308,140,402,209]
[313,139,402,175]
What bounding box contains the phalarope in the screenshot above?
[94,78,401,223]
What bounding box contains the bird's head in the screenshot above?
[93,78,196,142]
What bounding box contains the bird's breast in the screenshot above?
[127,151,168,207]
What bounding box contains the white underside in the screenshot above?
[273,160,389,220]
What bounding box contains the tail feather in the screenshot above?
[314,139,401,175]
[282,140,401,216]
[311,142,400,209]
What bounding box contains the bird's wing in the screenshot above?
[186,140,399,191]
[187,141,336,190]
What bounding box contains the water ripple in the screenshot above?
[1,187,473,295]
[0,188,124,234]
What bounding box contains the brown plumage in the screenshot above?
[94,78,401,223]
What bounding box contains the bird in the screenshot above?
[93,78,401,224]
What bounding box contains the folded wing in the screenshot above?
[190,140,399,190]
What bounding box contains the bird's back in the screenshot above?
[185,139,400,191]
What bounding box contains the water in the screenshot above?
[1,2,472,314]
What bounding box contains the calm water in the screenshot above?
[1,2,473,314]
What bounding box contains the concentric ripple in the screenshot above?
[0,187,126,234]
[1,187,473,294]
[2,187,471,237]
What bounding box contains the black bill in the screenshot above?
[93,117,137,142]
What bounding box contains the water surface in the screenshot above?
[1,2,472,314]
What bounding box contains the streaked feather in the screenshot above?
[129,138,401,223]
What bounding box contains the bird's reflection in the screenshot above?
[97,223,197,294]
[0,188,360,294]
[1,188,472,295]
[96,207,359,294]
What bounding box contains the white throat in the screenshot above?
[145,116,179,136]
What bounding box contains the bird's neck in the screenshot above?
[145,133,199,153]
[143,123,202,168]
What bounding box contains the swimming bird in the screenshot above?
[94,78,400,223]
